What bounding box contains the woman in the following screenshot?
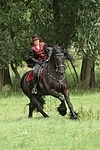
[29,34,52,94]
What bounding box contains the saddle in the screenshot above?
[26,64,45,83]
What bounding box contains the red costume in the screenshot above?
[31,42,47,62]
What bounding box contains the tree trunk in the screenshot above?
[0,68,4,90]
[89,65,95,88]
[66,61,79,84]
[10,62,20,82]
[80,57,95,89]
[0,66,12,90]
[10,62,21,91]
[4,67,12,86]
[70,60,79,83]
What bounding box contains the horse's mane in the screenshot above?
[52,45,73,61]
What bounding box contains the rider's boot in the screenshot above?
[31,63,40,94]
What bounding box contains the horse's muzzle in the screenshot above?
[57,64,65,75]
[58,70,65,75]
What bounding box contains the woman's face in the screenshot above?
[33,39,39,46]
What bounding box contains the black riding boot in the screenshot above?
[31,63,40,94]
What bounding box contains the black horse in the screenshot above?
[20,46,78,119]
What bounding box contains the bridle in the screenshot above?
[42,48,65,88]
[54,53,65,74]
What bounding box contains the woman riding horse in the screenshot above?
[21,45,78,120]
[28,34,52,94]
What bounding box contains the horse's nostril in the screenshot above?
[59,71,64,75]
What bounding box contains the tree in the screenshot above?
[0,0,54,90]
[0,1,29,89]
[53,0,80,46]
[75,0,100,88]
[0,0,99,91]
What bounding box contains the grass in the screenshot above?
[0,91,100,150]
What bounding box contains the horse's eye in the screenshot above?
[55,57,59,61]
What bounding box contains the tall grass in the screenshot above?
[0,91,100,150]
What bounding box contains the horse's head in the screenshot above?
[53,46,65,75]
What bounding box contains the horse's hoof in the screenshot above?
[44,115,49,118]
[70,112,79,120]
[43,113,49,118]
[46,116,49,118]
[70,115,78,120]
[60,109,67,116]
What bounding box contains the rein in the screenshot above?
[47,72,65,83]
[47,71,65,89]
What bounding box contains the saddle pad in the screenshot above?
[26,68,45,82]
[26,71,33,82]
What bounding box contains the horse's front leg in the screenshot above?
[64,89,78,120]
[47,88,65,102]
[47,89,67,116]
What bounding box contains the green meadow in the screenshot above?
[0,91,100,150]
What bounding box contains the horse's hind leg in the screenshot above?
[28,102,36,118]
[64,90,78,119]
[30,95,49,118]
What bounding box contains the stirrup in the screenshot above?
[31,87,37,94]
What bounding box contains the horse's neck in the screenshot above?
[47,60,54,71]
[47,64,64,81]
[47,60,62,78]
[48,56,55,69]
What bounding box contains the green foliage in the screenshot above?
[0,0,54,68]
[53,0,80,46]
[0,0,100,89]
[1,0,99,67]
[0,1,29,67]
[75,0,100,62]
